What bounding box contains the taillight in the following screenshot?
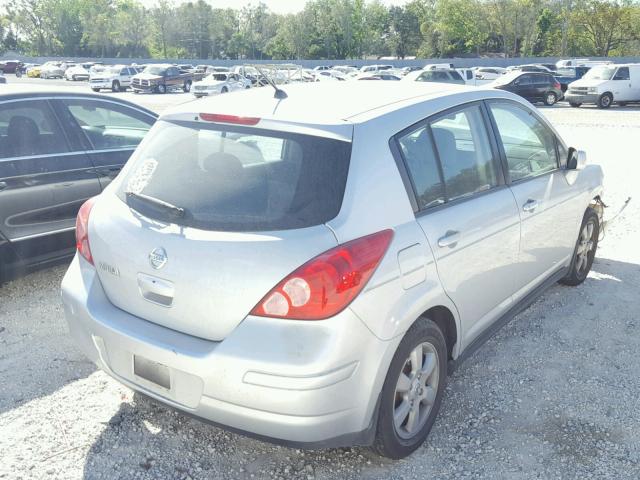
[554,81,561,89]
[250,230,393,320]
[76,197,97,265]
[199,113,260,125]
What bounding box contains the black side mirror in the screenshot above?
[567,148,587,170]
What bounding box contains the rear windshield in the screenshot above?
[117,120,352,232]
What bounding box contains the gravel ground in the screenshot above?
[1,100,639,480]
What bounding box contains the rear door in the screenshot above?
[0,98,101,264]
[486,99,583,298]
[54,97,156,190]
[611,67,633,101]
[398,102,521,346]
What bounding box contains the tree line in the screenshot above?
[1,0,639,60]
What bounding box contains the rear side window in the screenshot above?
[117,121,351,232]
[489,102,558,181]
[63,99,154,150]
[0,100,69,158]
[430,105,498,201]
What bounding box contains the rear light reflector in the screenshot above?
[199,113,260,125]
[250,230,393,320]
[76,197,97,265]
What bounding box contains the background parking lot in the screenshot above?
[1,80,639,480]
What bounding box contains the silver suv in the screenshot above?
[62,82,604,458]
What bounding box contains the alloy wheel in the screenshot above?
[575,220,596,275]
[393,341,439,439]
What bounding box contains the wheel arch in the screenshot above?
[418,305,458,361]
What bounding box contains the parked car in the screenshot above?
[65,64,91,81]
[206,66,231,74]
[0,89,157,283]
[90,65,138,92]
[423,63,454,70]
[491,71,563,106]
[358,64,393,75]
[131,64,203,94]
[231,65,269,86]
[40,62,65,79]
[564,63,640,108]
[554,66,591,92]
[507,64,554,74]
[474,67,506,80]
[0,61,21,74]
[358,73,401,81]
[61,81,604,459]
[192,72,251,97]
[405,69,465,85]
[26,65,42,78]
[556,58,612,69]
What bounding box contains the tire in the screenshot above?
[91,88,100,92]
[597,92,612,109]
[157,83,166,94]
[559,208,599,286]
[544,91,557,106]
[221,87,228,93]
[372,317,447,459]
[569,102,582,108]
[183,80,192,93]
[112,80,120,93]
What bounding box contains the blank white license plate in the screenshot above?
[133,355,170,390]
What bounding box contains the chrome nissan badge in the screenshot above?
[149,247,168,270]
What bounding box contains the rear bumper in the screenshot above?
[61,255,395,447]
[564,93,599,104]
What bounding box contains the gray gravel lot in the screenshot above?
[1,82,639,479]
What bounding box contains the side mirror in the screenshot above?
[567,149,587,170]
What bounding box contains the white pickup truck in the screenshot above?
[89,65,138,92]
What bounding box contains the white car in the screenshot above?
[474,67,507,80]
[565,63,640,108]
[192,72,251,97]
[90,65,138,92]
[65,64,91,81]
[40,62,64,79]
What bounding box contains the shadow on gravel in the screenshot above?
[0,266,96,414]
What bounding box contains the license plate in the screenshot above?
[133,355,170,390]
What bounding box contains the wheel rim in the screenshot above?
[575,220,596,275]
[393,342,439,439]
[547,93,555,104]
[602,96,611,106]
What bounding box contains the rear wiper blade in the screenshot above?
[125,191,185,218]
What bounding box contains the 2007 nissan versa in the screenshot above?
[62,81,604,458]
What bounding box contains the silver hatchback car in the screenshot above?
[62,82,604,458]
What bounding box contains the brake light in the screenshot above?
[76,197,96,265]
[250,230,393,320]
[199,113,260,125]
[554,81,561,89]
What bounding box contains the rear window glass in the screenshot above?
[117,120,351,232]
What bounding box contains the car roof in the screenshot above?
[0,87,158,117]
[164,81,476,126]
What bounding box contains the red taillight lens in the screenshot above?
[554,81,561,89]
[250,230,393,320]
[199,113,260,125]
[75,197,96,265]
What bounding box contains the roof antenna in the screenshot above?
[255,65,288,99]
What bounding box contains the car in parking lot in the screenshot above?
[65,64,92,81]
[0,89,157,284]
[26,65,42,78]
[405,68,465,85]
[490,71,563,106]
[565,63,640,108]
[554,66,591,92]
[90,65,138,92]
[192,72,251,97]
[131,64,203,94]
[61,81,603,459]
[40,62,65,79]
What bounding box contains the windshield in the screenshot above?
[207,74,229,81]
[144,66,167,76]
[492,71,521,86]
[583,66,616,80]
[117,120,352,232]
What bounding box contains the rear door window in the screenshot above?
[117,121,352,232]
[0,100,69,158]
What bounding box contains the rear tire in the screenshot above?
[597,93,612,109]
[372,317,447,459]
[221,86,228,93]
[560,208,599,286]
[544,91,557,106]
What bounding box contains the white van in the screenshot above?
[424,63,453,70]
[565,63,640,108]
[556,58,612,69]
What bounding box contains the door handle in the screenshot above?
[523,199,539,212]
[438,230,461,248]
[0,181,7,191]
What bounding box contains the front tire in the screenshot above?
[112,80,120,92]
[183,80,192,92]
[373,317,447,459]
[91,88,100,92]
[544,91,557,106]
[560,208,599,286]
[157,83,166,94]
[597,93,613,109]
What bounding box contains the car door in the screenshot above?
[396,102,521,347]
[611,67,632,101]
[486,99,584,300]
[53,97,156,190]
[166,66,181,88]
[0,98,102,264]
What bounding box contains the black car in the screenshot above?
[492,71,563,106]
[0,90,157,283]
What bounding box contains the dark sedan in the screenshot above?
[491,71,563,106]
[0,90,157,284]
